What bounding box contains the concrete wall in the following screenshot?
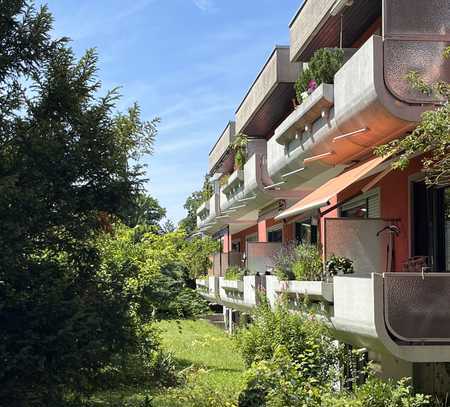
[289,0,335,62]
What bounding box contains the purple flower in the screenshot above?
[307,79,318,94]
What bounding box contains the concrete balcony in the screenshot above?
[196,276,219,302]
[266,275,333,308]
[332,273,450,363]
[219,139,273,218]
[268,35,442,189]
[208,121,236,175]
[197,193,219,231]
[289,0,382,62]
[219,275,261,311]
[235,46,300,137]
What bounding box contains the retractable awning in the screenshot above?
[275,155,389,220]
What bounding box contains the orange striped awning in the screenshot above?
[275,155,389,220]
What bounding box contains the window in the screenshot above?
[295,218,318,245]
[267,228,283,243]
[231,241,240,252]
[340,189,380,219]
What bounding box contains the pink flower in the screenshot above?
[307,79,318,94]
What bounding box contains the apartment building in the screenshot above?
[196,0,450,394]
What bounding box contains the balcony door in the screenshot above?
[412,181,450,272]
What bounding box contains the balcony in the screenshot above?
[197,193,219,231]
[208,121,236,175]
[219,139,274,219]
[219,275,261,311]
[235,46,300,137]
[268,34,441,189]
[196,276,219,302]
[289,0,382,62]
[266,276,333,308]
[332,273,450,363]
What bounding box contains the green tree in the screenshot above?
[121,192,166,229]
[0,1,158,404]
[376,47,449,186]
[179,189,204,234]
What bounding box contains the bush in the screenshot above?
[235,299,338,382]
[295,48,345,103]
[225,266,247,281]
[322,376,431,407]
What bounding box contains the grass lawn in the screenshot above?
[90,318,244,406]
[151,319,245,406]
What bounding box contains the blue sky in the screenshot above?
[39,0,302,223]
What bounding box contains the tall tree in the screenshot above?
[121,192,166,228]
[179,189,203,235]
[0,1,157,404]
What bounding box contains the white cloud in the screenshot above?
[192,0,216,12]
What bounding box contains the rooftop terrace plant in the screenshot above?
[232,132,248,170]
[224,265,248,281]
[295,47,345,104]
[273,243,324,281]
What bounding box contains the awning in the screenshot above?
[275,155,389,220]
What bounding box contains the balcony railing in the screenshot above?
[246,242,282,274]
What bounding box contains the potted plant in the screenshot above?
[267,243,333,305]
[232,133,248,171]
[295,48,344,104]
[325,254,354,277]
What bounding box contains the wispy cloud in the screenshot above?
[192,0,216,12]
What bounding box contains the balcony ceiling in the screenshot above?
[299,0,382,61]
[242,83,296,137]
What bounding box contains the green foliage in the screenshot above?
[273,243,323,281]
[325,254,354,277]
[375,48,449,187]
[295,48,344,103]
[232,133,249,170]
[121,193,166,229]
[180,235,220,279]
[179,190,204,235]
[224,265,248,281]
[235,299,337,377]
[0,2,160,404]
[202,174,214,202]
[322,376,431,407]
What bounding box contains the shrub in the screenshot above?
[325,255,354,277]
[322,376,431,407]
[232,133,249,170]
[235,299,338,382]
[225,266,247,281]
[295,48,345,103]
[273,243,323,281]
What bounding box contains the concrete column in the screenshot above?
[228,308,234,334]
[380,353,413,381]
[258,220,268,242]
[223,306,229,331]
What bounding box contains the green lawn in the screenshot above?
[151,319,244,406]
[90,319,244,406]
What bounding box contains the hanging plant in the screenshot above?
[232,132,248,170]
